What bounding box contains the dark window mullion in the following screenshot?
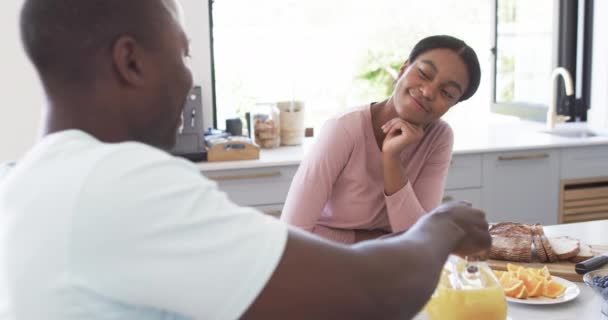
[556,0,578,118]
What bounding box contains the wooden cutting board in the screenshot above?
[487,245,608,282]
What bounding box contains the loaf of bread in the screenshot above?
[488,222,588,263]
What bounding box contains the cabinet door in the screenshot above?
[442,188,482,208]
[445,154,482,189]
[202,166,297,206]
[560,145,608,179]
[482,149,559,225]
[252,204,283,218]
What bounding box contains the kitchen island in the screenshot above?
[507,220,607,320]
[416,220,607,320]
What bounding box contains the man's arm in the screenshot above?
[243,202,490,320]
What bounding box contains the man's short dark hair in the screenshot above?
[20,0,168,86]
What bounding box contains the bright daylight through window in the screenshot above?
[211,0,555,131]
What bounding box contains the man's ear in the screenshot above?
[111,36,145,86]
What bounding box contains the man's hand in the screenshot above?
[381,118,424,157]
[418,201,492,257]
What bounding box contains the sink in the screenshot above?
[542,130,598,138]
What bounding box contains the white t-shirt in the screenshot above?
[0,130,288,320]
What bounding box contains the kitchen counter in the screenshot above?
[197,121,608,172]
[415,220,607,320]
[507,220,607,320]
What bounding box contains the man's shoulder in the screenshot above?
[14,130,200,189]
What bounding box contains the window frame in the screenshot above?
[490,0,594,122]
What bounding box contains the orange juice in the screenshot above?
[424,257,508,320]
[425,283,507,320]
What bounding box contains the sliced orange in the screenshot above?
[493,270,506,279]
[543,280,566,298]
[504,280,525,298]
[514,284,529,299]
[499,272,520,288]
[506,263,521,273]
[537,266,552,281]
[528,277,546,297]
[497,263,562,299]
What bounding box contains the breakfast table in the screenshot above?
[506,220,607,320]
[415,219,607,320]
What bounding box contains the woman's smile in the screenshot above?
[408,90,430,114]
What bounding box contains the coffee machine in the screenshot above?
[169,86,207,162]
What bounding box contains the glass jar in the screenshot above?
[424,255,508,320]
[251,103,281,148]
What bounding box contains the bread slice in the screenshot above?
[568,243,594,263]
[532,233,548,263]
[531,224,558,263]
[548,236,581,260]
[531,224,548,262]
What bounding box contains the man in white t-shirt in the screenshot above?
[0,0,492,319]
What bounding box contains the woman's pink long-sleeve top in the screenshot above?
[281,104,453,244]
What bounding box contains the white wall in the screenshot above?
[0,0,45,163]
[588,0,608,129]
[0,0,214,163]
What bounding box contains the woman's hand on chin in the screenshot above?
[381,118,424,157]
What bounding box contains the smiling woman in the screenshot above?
[280,35,481,244]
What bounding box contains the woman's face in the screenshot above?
[391,48,470,126]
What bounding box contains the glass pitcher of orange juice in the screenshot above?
[424,255,508,320]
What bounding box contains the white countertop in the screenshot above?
[414,220,608,320]
[198,120,608,172]
[507,220,608,320]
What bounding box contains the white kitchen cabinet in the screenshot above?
[252,204,283,218]
[202,165,298,207]
[482,149,560,224]
[444,154,483,208]
[558,145,608,223]
[445,154,482,189]
[442,188,482,208]
[560,145,608,179]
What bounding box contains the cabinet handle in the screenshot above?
[442,196,454,203]
[497,153,549,161]
[263,210,282,217]
[207,171,282,181]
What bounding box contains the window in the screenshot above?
[211,0,493,131]
[491,0,594,122]
[210,1,594,131]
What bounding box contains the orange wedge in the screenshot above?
[514,284,529,299]
[537,266,552,281]
[493,270,506,279]
[528,276,546,297]
[499,272,520,288]
[504,280,525,298]
[506,263,521,273]
[543,280,566,298]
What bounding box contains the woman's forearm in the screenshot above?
[382,153,407,195]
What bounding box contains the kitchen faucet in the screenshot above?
[547,67,574,130]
